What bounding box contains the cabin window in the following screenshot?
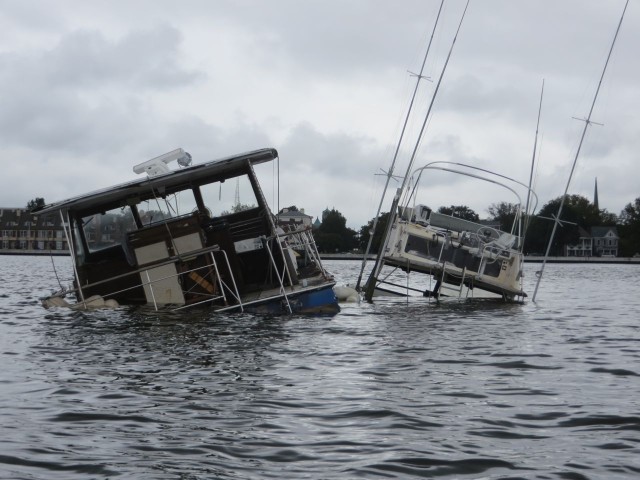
[132,183,200,227]
[198,173,259,217]
[81,207,137,253]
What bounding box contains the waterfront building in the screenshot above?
[277,207,314,231]
[565,225,619,257]
[0,208,67,253]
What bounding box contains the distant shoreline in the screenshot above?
[0,250,69,256]
[1,250,639,264]
[319,253,640,264]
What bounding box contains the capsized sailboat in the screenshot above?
[364,163,536,302]
[34,148,339,314]
[357,0,536,302]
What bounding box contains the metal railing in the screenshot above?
[46,244,244,312]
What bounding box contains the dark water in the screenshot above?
[1,255,639,479]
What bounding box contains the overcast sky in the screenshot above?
[1,0,637,228]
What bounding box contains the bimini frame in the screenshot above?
[364,161,538,302]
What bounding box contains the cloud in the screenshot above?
[45,27,203,89]
[0,0,638,231]
[255,123,387,226]
[0,25,202,154]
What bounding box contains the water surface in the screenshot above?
[1,256,639,479]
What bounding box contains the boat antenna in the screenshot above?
[522,79,545,243]
[355,0,445,291]
[364,0,470,301]
[532,0,629,302]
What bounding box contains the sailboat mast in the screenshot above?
[532,0,629,302]
[355,0,445,291]
[364,0,471,301]
[398,0,470,200]
[523,79,544,242]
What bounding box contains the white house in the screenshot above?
[277,207,313,232]
[565,226,619,257]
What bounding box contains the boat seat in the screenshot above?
[398,205,431,225]
[414,204,431,226]
[492,233,518,250]
[429,212,483,233]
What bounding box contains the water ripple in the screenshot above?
[1,258,639,478]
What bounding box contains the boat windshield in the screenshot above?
[137,194,190,226]
[199,173,259,217]
[80,206,137,254]
[77,173,261,254]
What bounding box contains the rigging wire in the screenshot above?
[532,0,629,302]
[49,250,64,292]
[355,0,446,291]
[364,0,471,301]
[522,79,545,244]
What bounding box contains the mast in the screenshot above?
[355,0,445,291]
[364,0,471,301]
[532,0,629,302]
[521,79,545,248]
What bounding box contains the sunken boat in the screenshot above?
[34,148,339,314]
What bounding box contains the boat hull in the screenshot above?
[373,218,527,302]
[235,284,340,315]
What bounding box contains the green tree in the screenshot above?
[619,197,640,225]
[599,210,618,226]
[313,208,357,252]
[220,203,257,216]
[618,197,640,256]
[437,205,479,222]
[27,197,46,211]
[524,194,600,255]
[487,202,519,232]
[359,212,390,253]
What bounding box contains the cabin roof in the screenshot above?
[33,148,278,216]
[591,226,618,238]
[278,210,312,219]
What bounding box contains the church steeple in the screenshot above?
[594,178,599,212]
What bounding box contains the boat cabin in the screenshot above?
[34,148,337,313]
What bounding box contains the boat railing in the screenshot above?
[280,227,330,278]
[47,243,246,312]
[403,207,523,253]
[262,235,293,313]
[172,249,242,311]
[403,162,538,251]
[119,256,232,311]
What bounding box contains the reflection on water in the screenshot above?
[1,256,639,479]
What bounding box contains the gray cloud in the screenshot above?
[0,0,637,230]
[0,25,203,154]
[45,27,202,89]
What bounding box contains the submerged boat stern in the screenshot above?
[380,212,527,301]
[35,148,341,315]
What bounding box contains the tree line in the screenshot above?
[313,195,640,256]
[27,195,640,256]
